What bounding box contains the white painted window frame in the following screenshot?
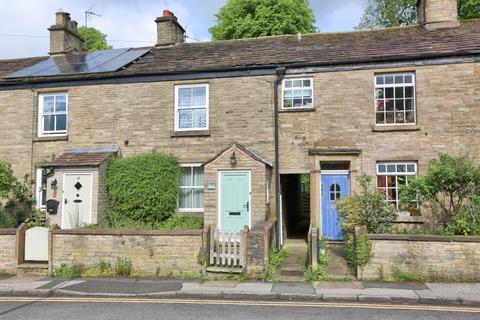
[178,163,204,212]
[376,162,417,210]
[281,77,314,110]
[35,168,46,210]
[374,72,416,126]
[174,84,209,131]
[38,92,68,137]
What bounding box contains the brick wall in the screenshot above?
[50,229,203,274]
[360,235,480,280]
[0,230,17,274]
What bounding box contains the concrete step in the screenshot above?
[279,269,304,277]
[17,262,49,277]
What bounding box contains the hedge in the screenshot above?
[106,152,180,225]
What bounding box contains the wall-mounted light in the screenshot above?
[50,178,58,191]
[124,138,129,146]
[230,151,237,167]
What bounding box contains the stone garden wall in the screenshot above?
[360,234,480,280]
[0,229,17,274]
[50,229,204,274]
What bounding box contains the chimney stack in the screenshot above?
[416,0,460,29]
[48,11,85,55]
[155,10,186,46]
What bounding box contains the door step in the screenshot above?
[16,262,49,277]
[206,266,243,274]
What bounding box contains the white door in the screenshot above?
[62,173,92,229]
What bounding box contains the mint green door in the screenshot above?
[220,171,250,232]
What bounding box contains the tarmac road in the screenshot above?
[0,297,479,320]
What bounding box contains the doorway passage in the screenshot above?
[281,174,310,239]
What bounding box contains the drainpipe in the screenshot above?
[274,67,286,248]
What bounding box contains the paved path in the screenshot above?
[0,276,479,307]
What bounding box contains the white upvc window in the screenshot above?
[376,162,417,210]
[35,168,47,210]
[38,92,68,136]
[178,164,204,212]
[282,78,314,109]
[374,73,416,125]
[175,84,209,131]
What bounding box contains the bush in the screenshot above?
[25,209,49,229]
[53,263,85,277]
[0,161,34,228]
[106,152,180,226]
[262,248,288,281]
[304,254,328,282]
[400,154,480,233]
[114,258,133,276]
[344,231,372,274]
[336,173,397,234]
[101,214,203,230]
[82,260,114,277]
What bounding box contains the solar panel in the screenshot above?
[5,48,150,78]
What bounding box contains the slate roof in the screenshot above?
[1,20,480,85]
[0,56,48,77]
[46,152,115,167]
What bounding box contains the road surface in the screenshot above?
[0,297,479,319]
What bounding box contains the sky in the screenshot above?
[0,0,368,59]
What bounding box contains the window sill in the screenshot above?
[279,108,315,113]
[170,130,210,138]
[372,124,420,132]
[33,135,69,142]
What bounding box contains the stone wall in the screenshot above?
[50,229,204,274]
[0,229,17,274]
[360,234,480,280]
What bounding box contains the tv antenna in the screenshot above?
[85,9,102,27]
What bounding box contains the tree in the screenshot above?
[209,0,317,41]
[400,154,480,231]
[77,26,113,52]
[357,0,480,30]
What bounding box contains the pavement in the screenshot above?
[0,276,479,307]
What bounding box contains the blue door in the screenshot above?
[321,174,349,240]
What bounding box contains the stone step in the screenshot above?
[277,275,305,283]
[279,264,305,272]
[206,266,243,274]
[279,269,305,277]
[17,263,49,277]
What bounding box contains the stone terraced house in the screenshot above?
[0,0,479,245]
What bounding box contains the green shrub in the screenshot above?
[106,152,180,226]
[114,258,133,276]
[82,260,114,277]
[400,154,480,231]
[304,254,328,282]
[53,263,85,277]
[262,248,288,281]
[0,208,17,229]
[0,161,34,228]
[157,214,203,230]
[336,173,396,234]
[344,231,372,274]
[25,209,49,229]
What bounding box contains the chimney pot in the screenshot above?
[163,10,174,17]
[416,0,459,29]
[155,10,185,46]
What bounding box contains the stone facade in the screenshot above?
[0,51,479,236]
[50,229,203,274]
[361,235,480,280]
[0,230,17,274]
[203,144,273,229]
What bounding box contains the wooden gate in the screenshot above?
[208,226,247,270]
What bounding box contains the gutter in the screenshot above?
[273,67,286,248]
